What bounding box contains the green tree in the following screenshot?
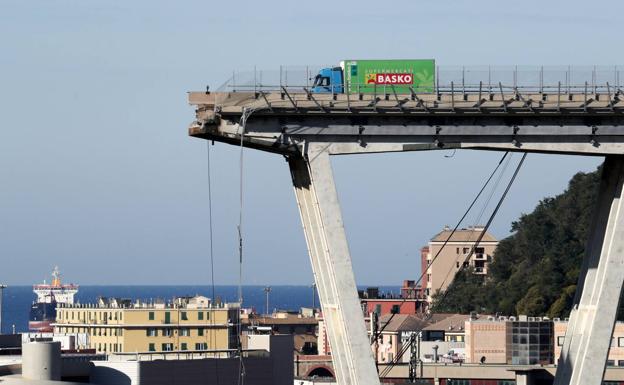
[431,164,603,318]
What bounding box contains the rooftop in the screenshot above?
[430,226,498,243]
[423,313,469,332]
[58,295,237,310]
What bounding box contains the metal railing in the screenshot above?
[216,65,623,95]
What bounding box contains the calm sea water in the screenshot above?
[0,285,399,334]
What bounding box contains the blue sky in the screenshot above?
[0,0,620,285]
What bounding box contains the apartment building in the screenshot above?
[554,319,624,367]
[53,295,239,354]
[422,226,498,302]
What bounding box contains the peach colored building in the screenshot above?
[554,320,624,367]
[422,226,498,302]
[465,316,508,364]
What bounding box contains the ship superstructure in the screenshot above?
[29,267,78,332]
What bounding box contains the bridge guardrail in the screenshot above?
[216,65,623,95]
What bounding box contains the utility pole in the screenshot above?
[310,283,316,309]
[0,285,7,335]
[263,286,271,315]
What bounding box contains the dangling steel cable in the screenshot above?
[206,141,220,385]
[379,152,527,378]
[435,153,513,295]
[432,152,528,312]
[370,151,510,345]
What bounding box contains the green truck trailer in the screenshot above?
[311,59,435,94]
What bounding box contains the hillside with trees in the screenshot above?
[431,164,603,318]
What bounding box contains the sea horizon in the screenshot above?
[0,284,401,334]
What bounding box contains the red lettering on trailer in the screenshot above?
[373,73,413,85]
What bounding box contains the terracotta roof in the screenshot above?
[423,313,469,332]
[373,314,431,333]
[430,227,498,243]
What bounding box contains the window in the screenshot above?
[181,312,188,321]
[148,343,155,352]
[165,311,171,324]
[391,305,400,314]
[163,328,172,337]
[181,343,188,351]
[374,305,381,315]
[607,360,616,366]
[195,343,207,350]
[618,337,624,347]
[456,247,460,254]
[558,336,565,346]
[146,328,157,337]
[198,328,204,336]
[206,312,210,320]
[463,247,469,254]
[162,343,173,352]
[180,328,190,336]
[148,311,155,321]
[198,312,204,321]
[313,76,331,87]
[618,360,624,367]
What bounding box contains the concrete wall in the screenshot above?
[22,341,61,381]
[92,356,284,385]
[465,320,507,364]
[91,335,294,385]
[247,334,293,385]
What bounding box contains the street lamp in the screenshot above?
[263,286,272,315]
[310,283,317,309]
[0,285,7,335]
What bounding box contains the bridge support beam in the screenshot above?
[555,155,624,385]
[288,146,380,385]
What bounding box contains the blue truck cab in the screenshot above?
[311,67,343,93]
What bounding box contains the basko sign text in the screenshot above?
[368,73,413,85]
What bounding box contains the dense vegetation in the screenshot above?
[431,164,604,318]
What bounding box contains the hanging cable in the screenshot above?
[370,151,509,345]
[234,106,265,385]
[206,141,220,385]
[435,153,513,293]
[237,108,248,385]
[432,152,527,312]
[379,152,527,378]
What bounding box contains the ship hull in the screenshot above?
[29,302,56,332]
[28,320,54,333]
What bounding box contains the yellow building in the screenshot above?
[53,296,239,354]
